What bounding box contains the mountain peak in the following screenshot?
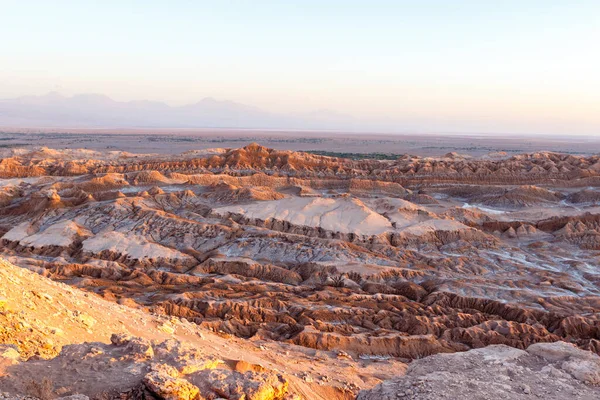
[71,93,115,103]
[45,91,65,98]
[0,92,359,130]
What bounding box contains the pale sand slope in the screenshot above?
[216,196,471,236]
[81,231,195,262]
[363,198,431,229]
[2,221,195,263]
[3,221,91,248]
[400,219,471,235]
[216,196,393,235]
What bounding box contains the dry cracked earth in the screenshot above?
[1,143,600,399]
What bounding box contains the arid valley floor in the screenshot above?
[2,135,600,399]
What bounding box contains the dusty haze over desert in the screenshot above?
[2,1,600,400]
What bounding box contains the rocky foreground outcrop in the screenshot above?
[358,341,600,400]
[0,258,366,399]
[1,334,289,400]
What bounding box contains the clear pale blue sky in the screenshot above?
[1,0,599,134]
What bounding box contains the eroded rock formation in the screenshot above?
[2,145,600,399]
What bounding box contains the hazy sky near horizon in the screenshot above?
[1,0,599,134]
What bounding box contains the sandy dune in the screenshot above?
[217,196,394,236]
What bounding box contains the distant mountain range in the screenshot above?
[0,92,359,130]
